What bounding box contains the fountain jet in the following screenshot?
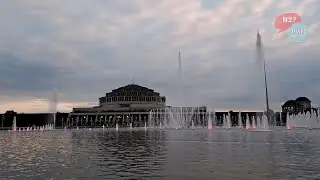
[256,31,270,122]
[208,111,213,130]
[12,116,17,132]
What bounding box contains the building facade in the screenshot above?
[68,84,167,128]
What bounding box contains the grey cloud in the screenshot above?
[0,53,60,94]
[0,0,320,112]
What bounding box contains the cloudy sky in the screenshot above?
[0,0,319,113]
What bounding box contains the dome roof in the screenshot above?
[296,97,311,102]
[112,84,154,92]
[283,100,296,106]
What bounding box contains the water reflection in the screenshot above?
[1,129,320,179]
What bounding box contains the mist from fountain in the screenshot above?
[287,110,320,129]
[150,107,199,129]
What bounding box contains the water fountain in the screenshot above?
[116,123,119,131]
[287,110,320,129]
[227,112,231,129]
[149,106,205,129]
[207,110,213,130]
[48,88,58,129]
[245,114,251,129]
[144,122,147,131]
[252,117,256,129]
[12,116,17,132]
[257,116,261,128]
[256,31,271,129]
[262,115,269,129]
[238,112,243,128]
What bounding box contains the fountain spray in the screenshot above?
[256,31,270,122]
[144,122,147,131]
[12,116,17,132]
[208,110,213,130]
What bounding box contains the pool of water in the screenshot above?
[1,128,320,179]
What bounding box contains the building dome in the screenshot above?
[283,100,296,106]
[296,97,311,102]
[100,84,166,106]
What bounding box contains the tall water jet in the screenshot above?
[116,123,119,131]
[49,88,58,129]
[130,122,133,129]
[12,116,17,132]
[178,52,183,106]
[191,120,194,129]
[256,31,270,123]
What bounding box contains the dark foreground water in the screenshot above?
[1,128,320,180]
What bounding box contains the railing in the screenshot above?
[0,127,11,131]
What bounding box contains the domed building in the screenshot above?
[282,97,312,113]
[295,97,311,110]
[69,84,167,127]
